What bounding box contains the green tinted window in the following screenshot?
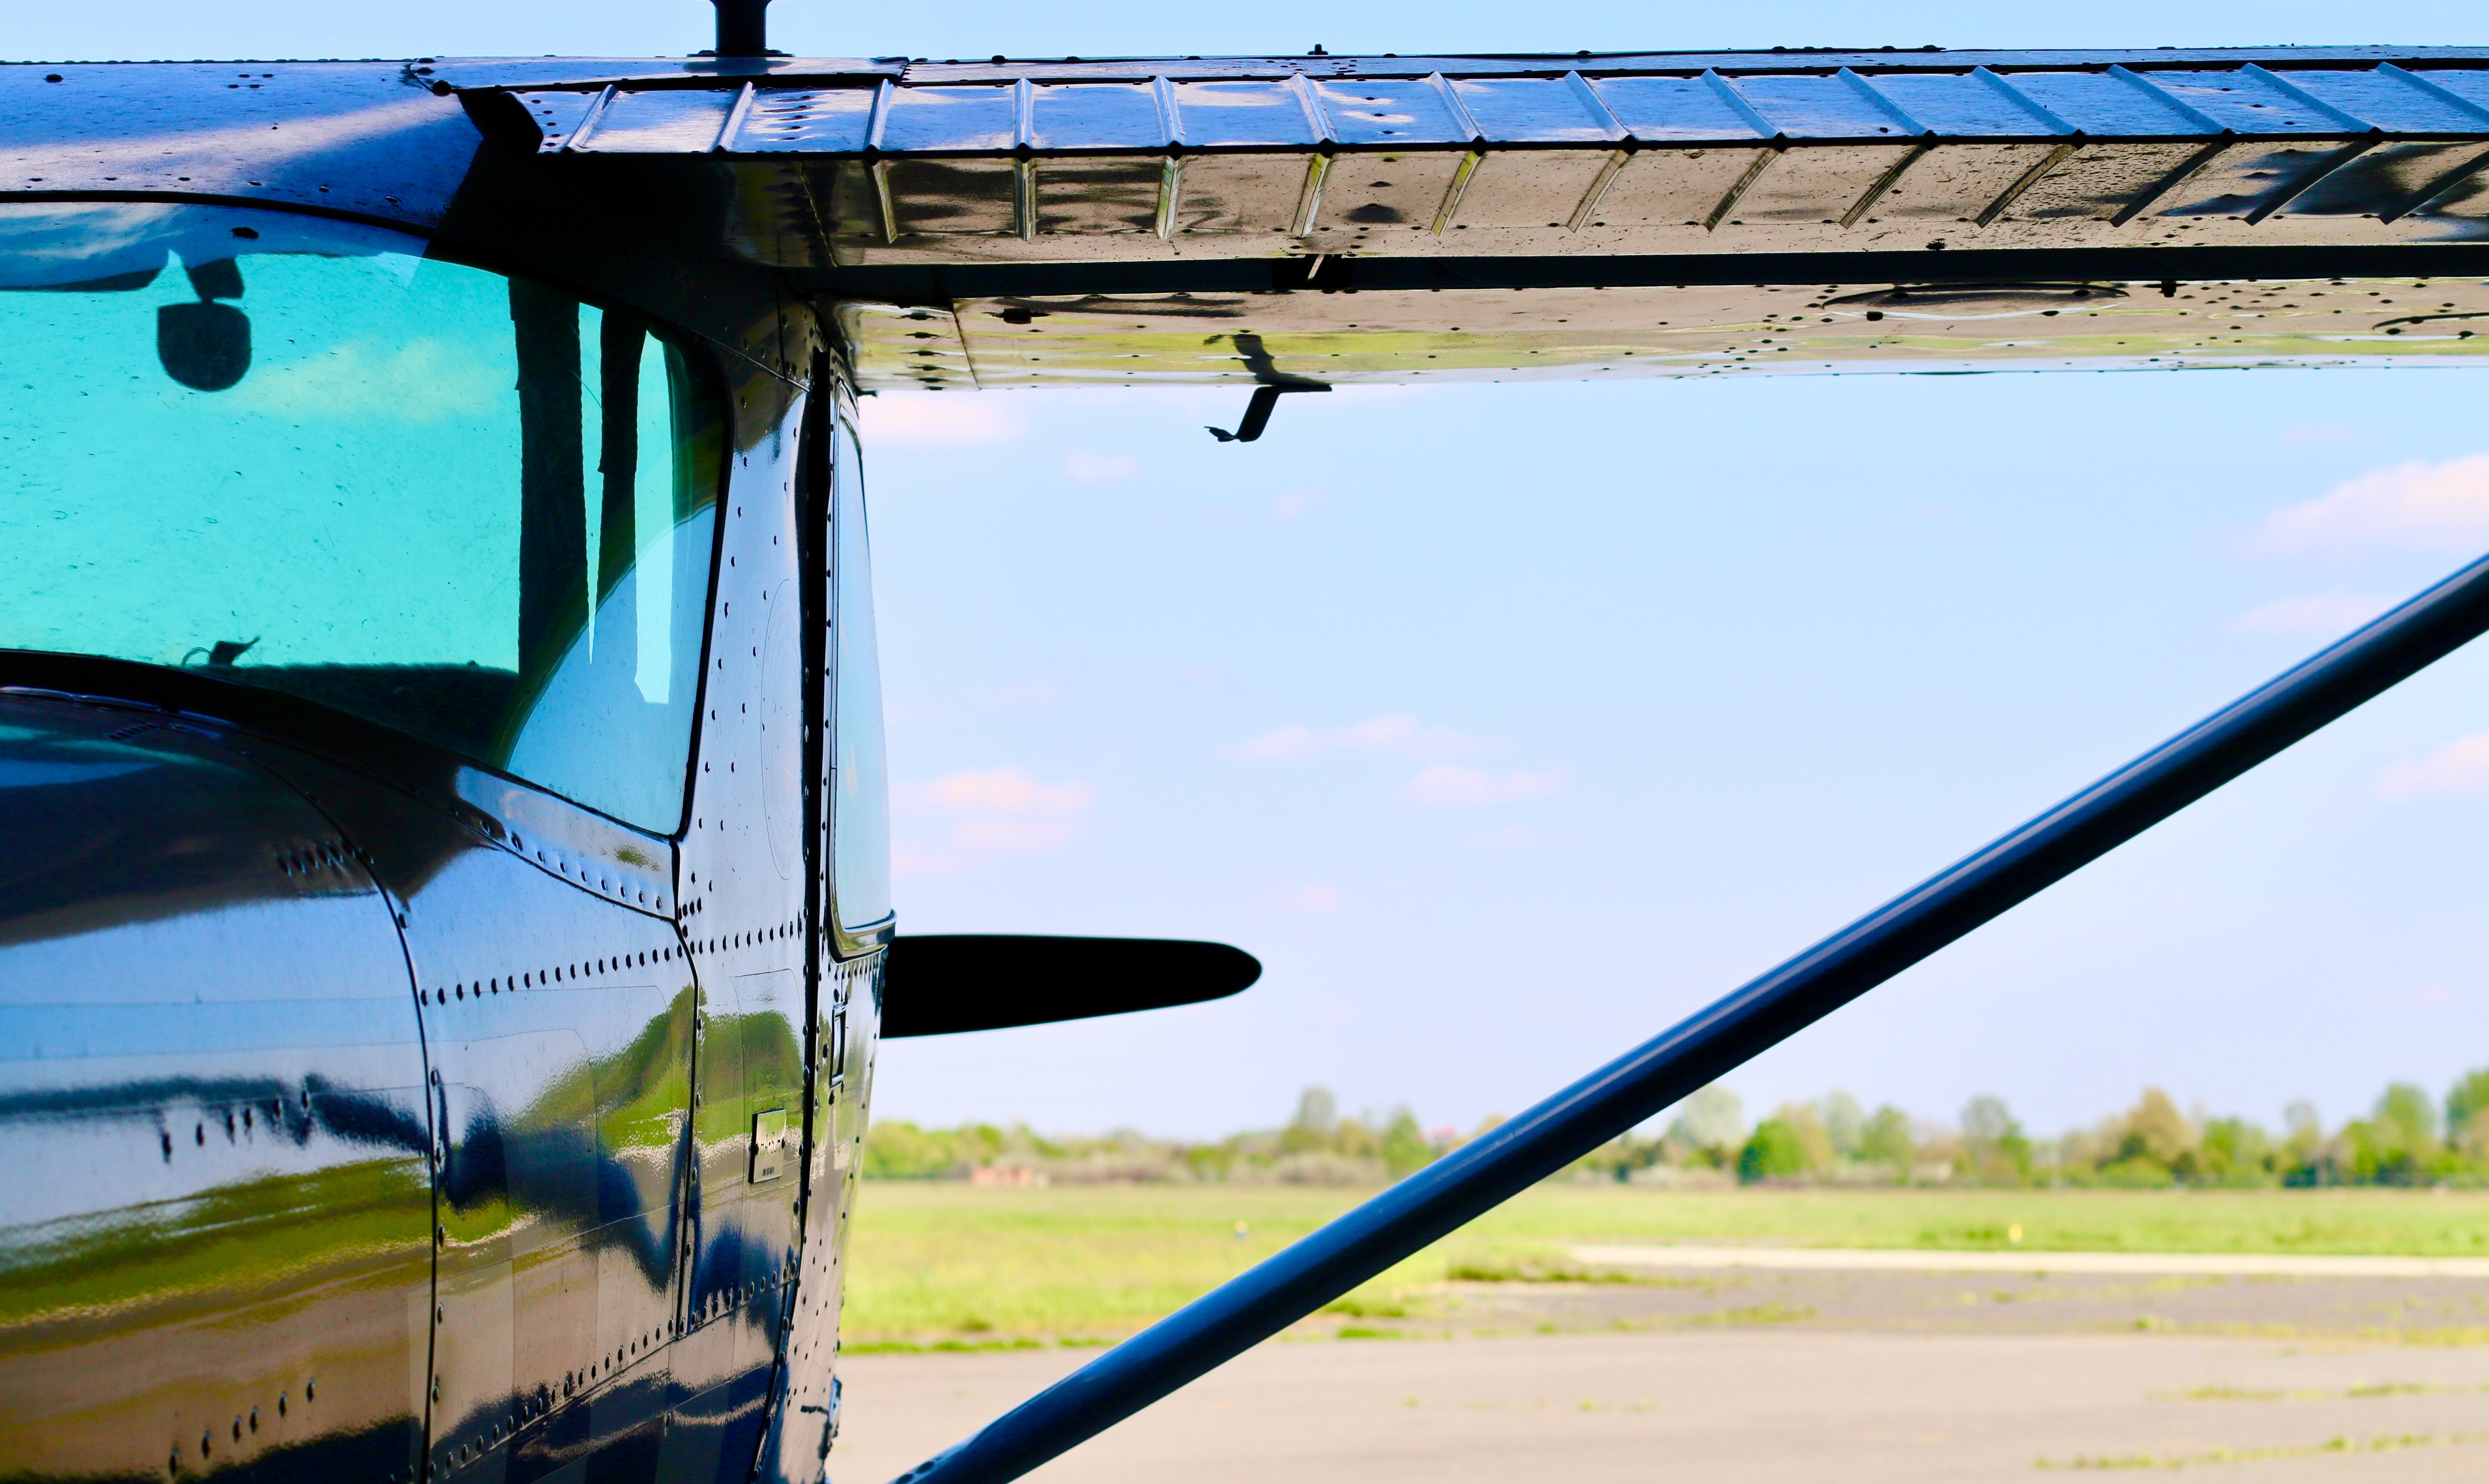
[0,202,720,831]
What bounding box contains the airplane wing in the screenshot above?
[449,49,2489,387]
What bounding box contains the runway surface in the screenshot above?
[1572,1242,2489,1278]
[831,1266,2489,1483]
[835,1330,2489,1483]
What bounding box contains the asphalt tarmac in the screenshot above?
[831,1269,2489,1483]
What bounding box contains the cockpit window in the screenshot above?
[0,202,723,833]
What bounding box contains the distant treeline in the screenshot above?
[1616,1071,2489,1189]
[864,1071,2489,1188]
[865,1087,1447,1185]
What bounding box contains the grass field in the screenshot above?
[839,1182,2489,1349]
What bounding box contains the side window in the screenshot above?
[0,201,723,833]
[495,293,724,831]
[831,412,892,931]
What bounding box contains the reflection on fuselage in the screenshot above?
[0,696,434,1484]
[0,691,831,1484]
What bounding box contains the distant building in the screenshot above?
[970,1166,1050,1188]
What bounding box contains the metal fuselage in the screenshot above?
[0,69,867,1483]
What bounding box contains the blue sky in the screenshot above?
[32,2,2489,1142]
[862,374,2489,1142]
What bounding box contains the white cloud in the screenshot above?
[1267,883,1340,915]
[895,765,1095,872]
[2227,589,2393,636]
[1463,824,1550,849]
[859,392,1027,446]
[2250,454,2489,554]
[1063,451,1138,483]
[914,766,1094,816]
[2277,423,2362,447]
[231,337,499,423]
[891,847,962,880]
[1233,714,1488,763]
[952,817,1081,852]
[2379,733,2489,800]
[1234,724,1320,760]
[1398,765,1565,807]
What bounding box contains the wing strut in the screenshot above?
[891,543,2489,1484]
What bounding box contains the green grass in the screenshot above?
[840,1183,2489,1347]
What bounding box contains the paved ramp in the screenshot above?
[834,1329,2489,1483]
[1572,1243,2489,1279]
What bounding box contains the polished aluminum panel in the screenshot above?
[842,276,2489,390]
[1028,81,1167,150]
[1309,76,1476,146]
[1584,74,1768,140]
[411,850,693,1483]
[216,724,704,1484]
[667,366,829,1484]
[0,62,484,227]
[875,86,1017,153]
[572,88,737,153]
[764,950,879,1484]
[1449,75,1624,143]
[1166,79,1326,147]
[735,88,877,154]
[489,55,2489,271]
[1728,70,1924,136]
[0,697,430,1484]
[1868,70,2072,134]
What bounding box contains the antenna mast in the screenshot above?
[710,0,772,57]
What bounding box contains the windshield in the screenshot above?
[0,202,722,833]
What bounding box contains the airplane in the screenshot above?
[8,7,2489,1484]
